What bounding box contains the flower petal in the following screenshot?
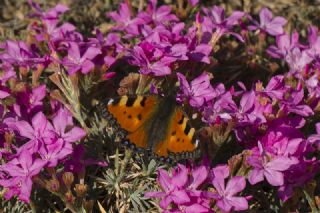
[171,190,190,204]
[159,195,173,209]
[158,169,172,192]
[225,176,246,196]
[264,169,284,186]
[144,191,165,198]
[248,169,264,185]
[227,196,249,211]
[63,127,86,143]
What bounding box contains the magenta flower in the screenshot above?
[0,62,16,83]
[249,8,287,36]
[267,32,300,58]
[0,149,46,203]
[64,144,107,174]
[0,86,10,99]
[29,1,69,20]
[138,0,178,25]
[188,0,199,6]
[28,1,79,44]
[177,72,216,108]
[52,107,86,143]
[108,2,145,36]
[205,165,248,212]
[307,26,320,59]
[13,112,56,153]
[128,44,176,76]
[278,159,318,201]
[38,108,86,167]
[308,123,320,149]
[256,75,285,100]
[232,90,266,126]
[306,74,320,98]
[62,42,101,75]
[247,142,298,186]
[38,138,72,168]
[145,161,213,212]
[279,87,314,117]
[0,40,44,67]
[185,26,212,64]
[260,126,304,157]
[89,30,121,49]
[14,84,46,117]
[285,47,313,75]
[40,19,79,43]
[145,164,190,209]
[201,88,236,124]
[202,6,244,42]
[88,30,121,68]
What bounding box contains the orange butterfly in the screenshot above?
[102,95,200,161]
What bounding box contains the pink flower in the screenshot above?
[177,72,216,108]
[202,6,245,42]
[128,43,177,76]
[267,32,300,58]
[62,42,101,75]
[0,149,46,203]
[108,2,145,36]
[52,107,86,143]
[29,1,69,20]
[145,164,211,212]
[279,87,314,117]
[247,142,298,186]
[145,165,190,209]
[0,40,45,67]
[38,138,72,167]
[234,90,266,125]
[13,112,56,153]
[14,84,46,117]
[248,8,287,36]
[308,123,320,149]
[64,144,107,174]
[13,108,86,167]
[204,165,248,212]
[138,0,178,25]
[38,108,86,167]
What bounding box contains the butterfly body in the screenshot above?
[104,95,199,160]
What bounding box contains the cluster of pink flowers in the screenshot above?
[146,162,249,213]
[0,0,319,212]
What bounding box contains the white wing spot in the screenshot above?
[108,99,114,105]
[195,139,199,147]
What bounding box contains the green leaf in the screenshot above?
[303,180,319,213]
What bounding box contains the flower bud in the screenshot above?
[228,153,243,176]
[65,190,74,203]
[4,132,14,146]
[62,172,74,189]
[75,183,87,198]
[47,178,60,192]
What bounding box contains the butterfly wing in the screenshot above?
[106,95,199,160]
[153,107,199,159]
[106,95,160,148]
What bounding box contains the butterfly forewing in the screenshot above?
[107,95,159,132]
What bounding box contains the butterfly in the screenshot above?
[101,95,200,161]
